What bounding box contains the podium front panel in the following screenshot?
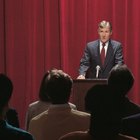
[70,79,107,111]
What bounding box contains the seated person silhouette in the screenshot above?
[0,73,34,140]
[28,69,90,140]
[59,84,137,140]
[107,64,140,117]
[25,71,76,130]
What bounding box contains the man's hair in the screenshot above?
[98,20,112,31]
[44,69,73,104]
[108,64,134,96]
[0,74,13,112]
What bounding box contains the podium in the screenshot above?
[70,79,107,111]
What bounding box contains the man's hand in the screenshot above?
[77,75,85,79]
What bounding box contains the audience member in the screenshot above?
[0,73,34,140]
[121,113,140,140]
[59,84,137,140]
[28,69,90,140]
[108,64,140,117]
[25,71,76,130]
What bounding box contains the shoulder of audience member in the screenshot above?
[7,123,34,139]
[28,100,40,107]
[71,109,90,117]
[30,109,49,122]
[68,102,77,110]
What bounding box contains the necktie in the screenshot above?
[100,43,105,65]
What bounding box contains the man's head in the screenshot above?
[85,84,114,114]
[85,84,122,138]
[44,69,73,104]
[0,74,13,114]
[98,20,112,43]
[108,64,134,96]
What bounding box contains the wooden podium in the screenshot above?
[70,79,107,111]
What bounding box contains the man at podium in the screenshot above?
[77,20,124,79]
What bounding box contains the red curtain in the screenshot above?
[0,0,140,128]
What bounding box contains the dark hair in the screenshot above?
[85,84,110,113]
[0,74,13,113]
[45,69,73,104]
[39,72,50,102]
[108,64,134,96]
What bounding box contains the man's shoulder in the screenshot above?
[110,39,121,46]
[31,109,48,121]
[71,109,90,118]
[87,40,99,46]
[31,109,90,121]
[29,100,39,107]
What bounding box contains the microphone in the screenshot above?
[96,65,100,78]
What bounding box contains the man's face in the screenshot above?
[98,27,112,43]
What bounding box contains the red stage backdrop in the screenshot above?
[0,0,140,128]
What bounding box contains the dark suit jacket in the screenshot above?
[121,113,140,140]
[79,39,124,78]
[0,120,34,140]
[122,98,140,117]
